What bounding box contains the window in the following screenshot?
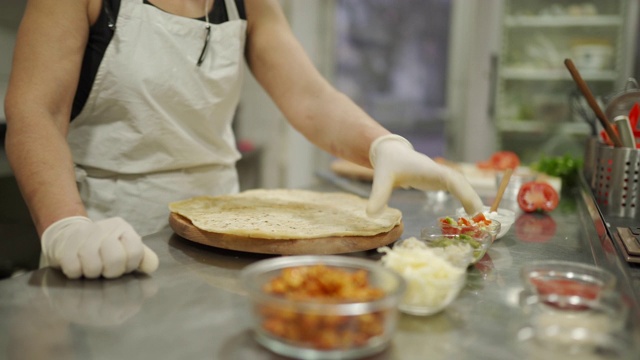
[334,0,452,156]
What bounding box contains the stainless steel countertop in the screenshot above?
[1,173,639,359]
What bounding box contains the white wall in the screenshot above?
[446,0,501,162]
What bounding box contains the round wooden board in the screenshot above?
[169,213,404,255]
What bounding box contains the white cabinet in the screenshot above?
[493,0,638,161]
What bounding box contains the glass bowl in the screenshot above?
[495,171,536,201]
[240,255,406,359]
[420,226,492,265]
[518,290,632,357]
[456,206,515,240]
[381,237,467,316]
[520,260,617,311]
[438,215,501,243]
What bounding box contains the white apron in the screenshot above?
[68,0,247,236]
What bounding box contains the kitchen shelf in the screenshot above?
[500,68,618,81]
[496,121,592,134]
[492,0,634,160]
[504,15,622,28]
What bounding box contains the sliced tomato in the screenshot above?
[471,212,492,226]
[439,217,460,235]
[477,151,520,171]
[439,215,488,238]
[472,212,487,223]
[517,181,559,213]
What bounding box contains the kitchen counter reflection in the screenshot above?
[1,175,639,359]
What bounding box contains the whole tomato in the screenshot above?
[477,151,520,171]
[514,213,557,243]
[517,181,559,213]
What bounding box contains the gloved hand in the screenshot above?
[367,134,484,217]
[41,216,159,279]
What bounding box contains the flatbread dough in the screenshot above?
[168,189,402,239]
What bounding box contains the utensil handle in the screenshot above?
[614,116,636,148]
[491,168,513,213]
[564,59,623,148]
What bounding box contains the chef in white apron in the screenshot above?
[69,0,246,237]
[5,0,484,280]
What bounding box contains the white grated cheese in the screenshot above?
[378,238,467,312]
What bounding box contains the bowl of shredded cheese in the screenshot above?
[379,237,467,316]
[240,255,406,359]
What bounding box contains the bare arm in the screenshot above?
[4,0,98,236]
[243,0,390,168]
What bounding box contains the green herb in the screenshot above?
[531,154,583,189]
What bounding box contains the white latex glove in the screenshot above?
[41,216,159,279]
[367,134,484,217]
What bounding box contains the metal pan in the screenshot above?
[605,78,640,122]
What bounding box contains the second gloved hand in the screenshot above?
[41,216,159,279]
[367,134,484,217]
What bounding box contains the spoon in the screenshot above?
[491,168,513,213]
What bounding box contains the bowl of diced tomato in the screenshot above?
[439,212,501,243]
[456,206,515,240]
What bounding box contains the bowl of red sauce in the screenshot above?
[520,260,616,311]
